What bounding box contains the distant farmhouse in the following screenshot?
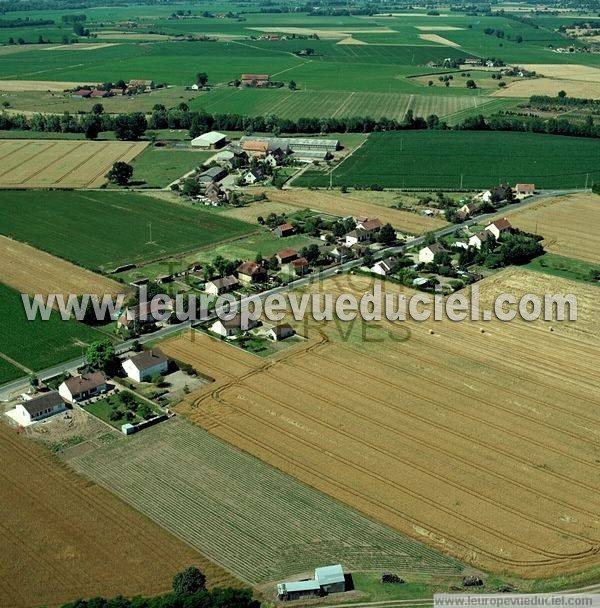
[278,564,346,602]
[239,136,339,161]
[240,73,270,87]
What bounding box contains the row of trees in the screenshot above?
[60,566,258,608]
[0,110,147,140]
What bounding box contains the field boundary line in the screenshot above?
[0,352,32,374]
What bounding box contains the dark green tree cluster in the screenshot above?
[60,566,259,608]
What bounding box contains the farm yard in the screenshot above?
[160,271,600,578]
[0,190,254,272]
[295,131,600,189]
[0,236,124,299]
[0,282,107,373]
[67,415,464,584]
[253,188,448,235]
[0,424,235,608]
[501,193,600,264]
[0,139,147,188]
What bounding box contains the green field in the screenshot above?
[526,253,600,285]
[131,147,213,187]
[67,417,464,584]
[295,131,600,189]
[0,356,25,384]
[0,190,253,272]
[0,282,106,374]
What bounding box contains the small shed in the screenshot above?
[315,564,346,594]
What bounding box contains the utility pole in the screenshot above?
[460,173,463,189]
[585,173,589,188]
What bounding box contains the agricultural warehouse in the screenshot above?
[239,136,340,154]
[191,131,228,149]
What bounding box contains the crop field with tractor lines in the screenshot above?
[159,270,600,579]
[67,416,464,584]
[0,190,254,272]
[295,131,600,189]
[0,139,147,188]
[0,424,236,608]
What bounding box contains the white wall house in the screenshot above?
[418,243,447,264]
[485,218,512,240]
[16,391,66,425]
[59,372,107,403]
[122,350,169,383]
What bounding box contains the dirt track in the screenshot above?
[161,269,600,578]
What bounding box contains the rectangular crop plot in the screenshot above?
[163,271,600,579]
[0,424,236,608]
[0,282,107,373]
[0,190,254,272]
[295,131,600,189]
[0,139,147,188]
[68,416,463,584]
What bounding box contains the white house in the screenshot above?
[418,243,447,264]
[122,350,169,383]
[468,231,492,249]
[244,168,264,184]
[205,275,239,296]
[266,323,295,341]
[59,372,107,403]
[16,391,66,425]
[475,190,492,203]
[371,257,396,276]
[210,314,259,338]
[345,228,369,247]
[191,131,227,149]
[485,218,512,240]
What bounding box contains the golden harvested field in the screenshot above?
[418,33,461,47]
[0,424,236,608]
[0,236,124,299]
[493,78,600,99]
[520,64,600,82]
[0,79,97,91]
[254,188,448,234]
[0,139,147,188]
[501,193,600,264]
[162,269,600,578]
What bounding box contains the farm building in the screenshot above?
[315,564,346,593]
[273,223,295,238]
[486,218,512,240]
[191,131,228,150]
[128,79,154,91]
[72,89,92,98]
[197,166,228,184]
[239,136,339,156]
[117,298,173,329]
[267,323,295,341]
[205,275,239,296]
[419,243,447,264]
[16,391,66,425]
[122,350,169,383]
[242,140,269,157]
[240,73,270,87]
[468,231,492,249]
[210,314,259,338]
[515,183,536,195]
[59,372,107,403]
[277,580,321,602]
[457,203,478,221]
[278,564,346,601]
[90,89,110,98]
[237,261,267,284]
[276,248,298,264]
[331,245,351,261]
[265,148,286,167]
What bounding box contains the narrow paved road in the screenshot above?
[0,188,583,401]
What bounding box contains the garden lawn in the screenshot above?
[131,147,214,187]
[526,253,600,285]
[0,190,254,272]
